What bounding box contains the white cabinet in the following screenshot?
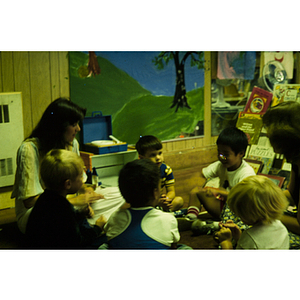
[81,150,138,187]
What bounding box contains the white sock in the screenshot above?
[186,206,200,220]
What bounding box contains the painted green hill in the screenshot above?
[69,51,204,145]
[69,51,151,118]
[113,88,204,144]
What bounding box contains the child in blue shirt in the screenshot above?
[104,159,181,249]
[135,135,184,212]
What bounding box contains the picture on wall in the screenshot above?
[69,51,205,145]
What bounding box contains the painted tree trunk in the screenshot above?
[171,52,191,112]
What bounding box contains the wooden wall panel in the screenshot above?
[0,51,70,210]
[49,51,70,100]
[1,52,14,91]
[13,52,32,138]
[58,52,70,97]
[29,52,52,128]
[195,138,204,148]
[50,52,61,101]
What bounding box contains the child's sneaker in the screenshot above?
[173,208,188,217]
[191,220,220,236]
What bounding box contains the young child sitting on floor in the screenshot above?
[26,149,107,249]
[182,127,256,233]
[104,159,188,249]
[135,135,184,212]
[215,175,289,249]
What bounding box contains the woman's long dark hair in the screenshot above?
[29,98,86,155]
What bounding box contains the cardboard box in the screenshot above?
[81,111,128,155]
[80,150,138,187]
[80,151,94,171]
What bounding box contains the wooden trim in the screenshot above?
[296,52,300,84]
[59,51,70,97]
[204,51,212,145]
[0,52,2,92]
[50,52,61,101]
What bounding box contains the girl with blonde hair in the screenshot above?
[215,175,289,249]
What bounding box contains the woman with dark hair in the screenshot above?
[29,97,87,155]
[11,98,103,234]
[263,101,300,248]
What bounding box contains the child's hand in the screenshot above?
[214,227,234,249]
[221,220,242,241]
[76,188,104,205]
[158,194,173,211]
[214,227,232,243]
[86,204,94,218]
[84,187,105,202]
[95,215,107,230]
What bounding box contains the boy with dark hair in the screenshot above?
[26,149,107,249]
[135,135,184,212]
[104,159,182,249]
[182,127,256,233]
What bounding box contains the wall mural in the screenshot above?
[69,51,205,145]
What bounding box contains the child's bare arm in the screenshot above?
[68,185,104,206]
[23,195,40,209]
[280,213,300,235]
[204,187,229,201]
[284,170,296,206]
[165,185,176,200]
[95,215,107,230]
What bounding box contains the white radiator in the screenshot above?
[0,92,24,187]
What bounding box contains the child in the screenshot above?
[135,135,184,212]
[183,127,256,232]
[214,175,289,249]
[26,149,107,249]
[104,159,183,249]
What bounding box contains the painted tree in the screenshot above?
[152,51,204,112]
[78,51,101,78]
[88,51,101,77]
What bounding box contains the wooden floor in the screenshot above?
[0,207,219,250]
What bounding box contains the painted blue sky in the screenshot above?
[95,51,204,96]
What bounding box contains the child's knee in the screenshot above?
[196,190,207,201]
[172,196,184,210]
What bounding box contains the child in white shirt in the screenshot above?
[215,175,289,249]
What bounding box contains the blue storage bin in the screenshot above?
[81,111,128,155]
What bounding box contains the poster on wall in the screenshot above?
[69,51,205,145]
